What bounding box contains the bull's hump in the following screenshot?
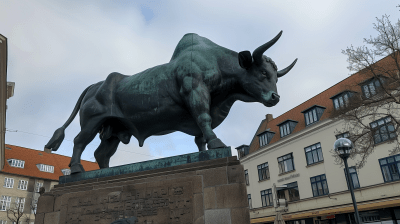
[170,33,218,62]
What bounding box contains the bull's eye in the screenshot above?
[262,71,268,76]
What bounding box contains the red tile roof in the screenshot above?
[2,144,99,181]
[248,54,398,154]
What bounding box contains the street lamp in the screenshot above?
[334,138,362,224]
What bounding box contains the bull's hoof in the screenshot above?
[70,163,85,174]
[207,138,227,149]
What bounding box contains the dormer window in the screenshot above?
[257,131,275,147]
[36,164,54,173]
[302,105,326,126]
[361,77,386,98]
[236,145,250,159]
[277,120,298,138]
[61,169,71,176]
[7,159,25,168]
[330,91,354,110]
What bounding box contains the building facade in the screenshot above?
[0,144,98,224]
[239,56,400,224]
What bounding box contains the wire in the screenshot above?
[5,128,161,159]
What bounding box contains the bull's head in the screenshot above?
[238,31,297,107]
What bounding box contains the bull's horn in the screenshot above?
[277,58,298,77]
[252,31,283,65]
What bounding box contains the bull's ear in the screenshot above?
[238,51,252,69]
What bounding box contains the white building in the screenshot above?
[238,55,400,224]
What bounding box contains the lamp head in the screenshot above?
[334,138,353,158]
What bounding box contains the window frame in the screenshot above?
[370,116,397,144]
[361,77,384,98]
[379,154,400,182]
[3,177,14,188]
[258,131,275,147]
[302,105,325,126]
[37,164,54,173]
[17,180,28,190]
[7,159,25,168]
[35,182,43,193]
[260,189,273,207]
[0,195,11,211]
[277,153,295,174]
[331,91,354,110]
[336,132,349,139]
[278,120,298,138]
[344,166,360,189]
[257,162,270,181]
[61,169,71,176]
[244,169,249,186]
[15,197,25,212]
[247,194,252,209]
[310,174,329,197]
[277,181,300,202]
[304,143,324,165]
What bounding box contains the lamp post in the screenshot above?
[334,138,362,224]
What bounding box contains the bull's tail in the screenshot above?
[44,85,93,151]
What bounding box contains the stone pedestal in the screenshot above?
[35,148,250,224]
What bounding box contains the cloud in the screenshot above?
[2,0,399,166]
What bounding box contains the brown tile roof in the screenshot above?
[248,54,397,154]
[1,144,99,181]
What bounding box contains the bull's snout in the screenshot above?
[264,91,280,107]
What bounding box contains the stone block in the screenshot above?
[204,187,216,209]
[205,209,231,224]
[44,211,60,224]
[37,194,55,214]
[197,166,227,187]
[53,195,62,212]
[227,164,245,184]
[194,193,204,220]
[216,183,248,209]
[35,213,45,224]
[231,207,250,224]
[194,215,205,224]
[193,175,203,193]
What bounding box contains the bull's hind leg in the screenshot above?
[195,135,206,152]
[94,136,120,168]
[70,125,100,174]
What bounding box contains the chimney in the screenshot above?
[44,147,52,154]
[265,114,273,122]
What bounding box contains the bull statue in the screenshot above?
[45,31,297,174]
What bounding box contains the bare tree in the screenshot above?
[7,200,30,224]
[332,14,400,168]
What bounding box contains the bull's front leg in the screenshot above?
[180,74,227,149]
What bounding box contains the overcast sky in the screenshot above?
[1,0,399,167]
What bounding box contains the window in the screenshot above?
[17,180,28,190]
[0,220,7,224]
[336,132,349,139]
[3,177,14,188]
[362,78,384,98]
[344,167,360,189]
[278,120,298,138]
[305,143,323,165]
[35,182,43,193]
[247,194,252,209]
[31,199,38,214]
[277,182,300,202]
[61,169,71,176]
[257,162,270,181]
[331,92,354,110]
[370,116,396,144]
[260,189,273,207]
[379,154,400,182]
[278,153,295,174]
[302,106,325,126]
[236,145,250,159]
[244,170,249,185]
[0,196,11,211]
[15,197,25,212]
[36,164,54,173]
[7,159,25,168]
[258,131,275,147]
[310,174,329,197]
